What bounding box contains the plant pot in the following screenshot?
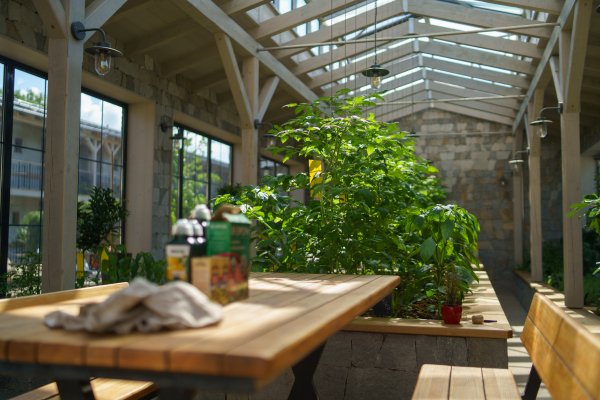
[442,305,463,324]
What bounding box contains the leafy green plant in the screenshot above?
[98,245,166,285]
[217,183,242,197]
[215,90,478,317]
[569,193,600,234]
[77,187,129,252]
[1,252,42,297]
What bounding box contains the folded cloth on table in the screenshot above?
[45,278,223,334]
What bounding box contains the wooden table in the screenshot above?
[0,272,399,399]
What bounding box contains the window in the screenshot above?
[78,93,126,199]
[260,157,290,181]
[0,56,128,281]
[171,126,232,224]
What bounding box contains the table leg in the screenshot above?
[159,388,196,399]
[288,343,326,400]
[56,379,96,400]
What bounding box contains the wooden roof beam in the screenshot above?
[125,18,202,58]
[406,0,554,39]
[512,0,577,132]
[247,0,362,42]
[470,0,563,15]
[84,0,128,30]
[31,0,66,38]
[104,0,159,25]
[171,0,318,103]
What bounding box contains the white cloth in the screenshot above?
[45,278,223,334]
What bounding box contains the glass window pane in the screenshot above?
[78,159,100,197]
[102,163,122,197]
[0,63,3,145]
[13,70,46,151]
[102,101,123,166]
[8,225,42,264]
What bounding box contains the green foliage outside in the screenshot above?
[1,252,41,298]
[77,187,129,252]
[13,211,42,253]
[215,91,479,318]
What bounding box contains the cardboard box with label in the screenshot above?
[191,205,250,305]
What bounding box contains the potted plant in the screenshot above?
[441,266,465,324]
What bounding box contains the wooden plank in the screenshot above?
[429,91,517,118]
[481,368,521,400]
[84,0,128,30]
[512,126,524,267]
[412,364,451,400]
[166,275,384,376]
[191,70,228,92]
[0,283,129,312]
[211,276,400,379]
[521,316,590,399]
[219,0,271,16]
[472,0,563,15]
[528,89,544,282]
[511,0,577,132]
[432,102,514,126]
[407,0,554,39]
[162,45,219,78]
[30,0,66,39]
[171,0,318,103]
[257,76,280,122]
[426,70,523,97]
[214,33,253,128]
[448,366,485,400]
[242,56,259,185]
[83,379,156,400]
[247,0,362,42]
[125,18,201,57]
[104,0,160,25]
[10,382,58,400]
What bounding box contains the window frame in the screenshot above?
[171,123,234,220]
[0,55,128,282]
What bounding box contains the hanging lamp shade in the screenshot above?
[362,64,389,89]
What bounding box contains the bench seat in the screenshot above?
[412,365,521,400]
[10,378,157,400]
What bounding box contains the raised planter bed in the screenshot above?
[314,270,513,400]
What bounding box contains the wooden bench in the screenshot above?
[412,292,600,400]
[0,283,158,400]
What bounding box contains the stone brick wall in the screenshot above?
[394,109,516,290]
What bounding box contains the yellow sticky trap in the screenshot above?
[309,159,322,199]
[339,194,346,203]
[77,253,84,279]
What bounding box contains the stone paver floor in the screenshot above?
[496,292,552,400]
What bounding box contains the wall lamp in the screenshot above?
[530,103,563,138]
[508,148,529,173]
[255,120,277,148]
[499,177,509,186]
[71,22,122,76]
[160,122,184,150]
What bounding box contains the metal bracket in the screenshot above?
[521,365,542,400]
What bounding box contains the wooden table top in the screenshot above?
[0,273,399,384]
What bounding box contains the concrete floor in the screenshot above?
[496,292,551,400]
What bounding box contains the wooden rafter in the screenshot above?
[161,46,218,78]
[406,0,554,39]
[220,0,272,16]
[257,76,280,121]
[31,0,66,39]
[125,18,201,58]
[512,0,577,132]
[104,0,159,25]
[564,0,593,112]
[171,0,318,103]
[85,0,128,30]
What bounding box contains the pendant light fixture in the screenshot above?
[529,103,562,138]
[361,0,389,89]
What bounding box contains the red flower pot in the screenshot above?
[442,305,463,324]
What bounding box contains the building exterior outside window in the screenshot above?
[0,57,127,279]
[171,125,232,224]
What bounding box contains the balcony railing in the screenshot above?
[11,160,43,191]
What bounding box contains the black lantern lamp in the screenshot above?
[361,0,389,89]
[71,22,122,76]
[255,120,277,148]
[530,103,563,138]
[160,122,184,150]
[508,159,524,173]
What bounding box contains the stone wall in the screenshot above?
[394,109,516,290]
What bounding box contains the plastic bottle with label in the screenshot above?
[190,204,212,239]
[165,219,194,282]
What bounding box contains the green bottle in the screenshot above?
[165,219,194,282]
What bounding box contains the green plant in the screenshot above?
[1,252,41,297]
[215,90,478,317]
[443,265,470,307]
[217,183,242,198]
[569,193,600,234]
[77,187,129,253]
[405,205,479,318]
[97,245,166,285]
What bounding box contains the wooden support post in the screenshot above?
[41,0,85,292]
[528,88,544,282]
[242,56,259,186]
[512,128,524,268]
[559,0,590,307]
